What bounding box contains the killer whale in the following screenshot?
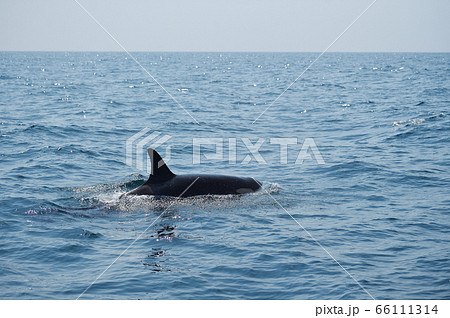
[122,148,261,198]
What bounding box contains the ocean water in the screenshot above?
[0,52,449,299]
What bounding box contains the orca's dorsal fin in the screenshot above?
[147,148,175,182]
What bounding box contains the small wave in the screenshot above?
[231,101,254,105]
[24,204,94,219]
[107,100,125,106]
[422,87,449,96]
[388,112,446,140]
[322,160,387,178]
[79,229,102,238]
[315,83,346,89]
[25,206,60,215]
[0,75,15,80]
[429,112,445,120]
[392,118,425,127]
[392,112,445,129]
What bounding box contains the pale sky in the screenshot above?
[1,0,449,52]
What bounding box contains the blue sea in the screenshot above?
[0,52,449,299]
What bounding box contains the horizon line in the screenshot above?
[1,50,449,54]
